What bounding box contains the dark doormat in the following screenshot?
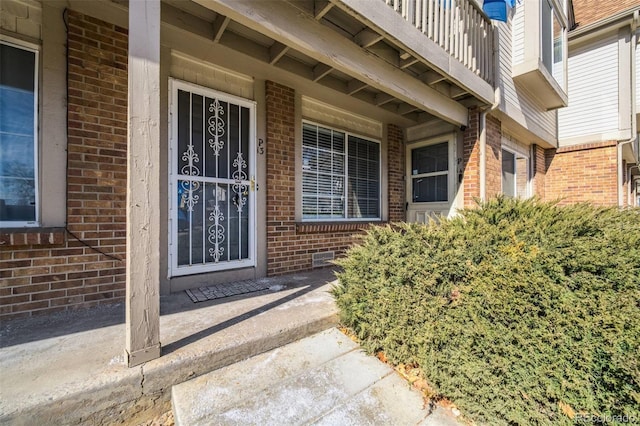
[185,279,286,303]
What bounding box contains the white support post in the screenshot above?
[125,0,161,367]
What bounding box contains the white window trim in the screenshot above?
[501,146,531,199]
[0,38,40,228]
[406,135,456,209]
[301,119,382,222]
[168,78,257,277]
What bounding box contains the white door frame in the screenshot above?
[405,133,456,222]
[168,79,257,277]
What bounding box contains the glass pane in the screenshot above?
[302,123,317,148]
[412,175,448,202]
[541,0,553,73]
[347,136,380,218]
[177,90,191,176]
[411,142,448,175]
[205,183,229,263]
[502,150,516,197]
[177,180,203,266]
[0,44,36,222]
[552,13,564,88]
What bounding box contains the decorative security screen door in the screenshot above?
[170,81,256,276]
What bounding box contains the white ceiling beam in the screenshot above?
[400,57,419,69]
[397,104,420,115]
[212,14,230,43]
[314,0,334,20]
[374,93,395,106]
[330,0,494,104]
[312,63,333,82]
[269,42,289,65]
[421,70,447,85]
[195,0,469,126]
[347,79,368,95]
[354,28,383,48]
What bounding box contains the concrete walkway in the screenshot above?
[172,328,460,426]
[0,268,462,425]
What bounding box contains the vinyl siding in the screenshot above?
[512,2,525,66]
[497,14,558,143]
[635,31,640,113]
[558,34,619,140]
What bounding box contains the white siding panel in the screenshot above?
[558,35,618,140]
[497,14,557,143]
[635,31,640,113]
[512,2,525,66]
[170,51,254,100]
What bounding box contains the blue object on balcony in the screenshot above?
[483,0,507,22]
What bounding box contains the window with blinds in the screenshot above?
[302,122,380,220]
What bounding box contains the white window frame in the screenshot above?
[501,146,531,199]
[0,37,39,228]
[301,120,381,222]
[541,0,567,90]
[405,135,456,209]
[168,79,257,277]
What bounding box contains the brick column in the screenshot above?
[265,81,296,275]
[531,144,546,199]
[484,114,502,199]
[462,108,480,207]
[387,124,405,222]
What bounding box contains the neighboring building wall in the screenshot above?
[1,11,128,319]
[265,81,368,276]
[558,33,619,142]
[387,124,405,222]
[544,141,618,205]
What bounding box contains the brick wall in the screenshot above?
[0,11,128,319]
[462,109,503,206]
[463,108,481,207]
[485,114,502,198]
[532,144,546,199]
[265,81,388,276]
[545,141,618,205]
[387,124,405,222]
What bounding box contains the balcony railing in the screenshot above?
[384,0,493,84]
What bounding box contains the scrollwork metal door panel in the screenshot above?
[170,81,255,276]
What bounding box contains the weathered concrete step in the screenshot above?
[171,328,359,425]
[172,328,440,426]
[0,271,339,425]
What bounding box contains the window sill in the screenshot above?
[296,221,385,234]
[0,227,66,247]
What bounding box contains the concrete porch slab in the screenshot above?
[0,268,339,425]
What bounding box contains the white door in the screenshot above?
[169,80,256,276]
[406,135,456,223]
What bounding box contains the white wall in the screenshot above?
[495,13,558,146]
[636,29,640,113]
[558,33,619,141]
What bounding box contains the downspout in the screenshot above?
[618,11,639,206]
[479,111,487,201]
[479,24,503,202]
